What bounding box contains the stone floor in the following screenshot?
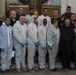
[0,63,76,75]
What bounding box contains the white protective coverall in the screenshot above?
[37,15,51,29]
[38,24,47,69]
[27,15,38,70]
[0,23,13,71]
[13,21,27,69]
[47,25,60,70]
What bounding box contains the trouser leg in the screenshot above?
[21,46,26,68]
[15,43,22,69]
[6,47,12,70]
[28,39,36,69]
[38,45,46,69]
[61,41,67,68]
[48,44,58,70]
[66,42,72,67]
[1,50,7,71]
[74,49,76,67]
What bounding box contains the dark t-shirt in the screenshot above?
[51,17,62,28]
[16,13,25,20]
[61,12,72,21]
[60,25,74,42]
[10,18,17,27]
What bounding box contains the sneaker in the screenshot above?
[67,67,72,70]
[51,68,57,72]
[16,69,22,73]
[74,67,76,70]
[6,69,10,72]
[61,67,66,70]
[28,69,35,73]
[22,67,27,72]
[40,68,46,71]
[1,70,7,73]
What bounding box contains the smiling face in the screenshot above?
[64,19,71,27]
[53,10,59,17]
[33,17,37,23]
[66,6,71,13]
[71,14,76,21]
[29,8,34,15]
[53,21,58,28]
[52,19,58,28]
[10,11,16,19]
[43,9,48,16]
[5,18,10,25]
[19,16,25,24]
[19,8,24,14]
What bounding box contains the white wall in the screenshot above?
[68,0,76,13]
[61,0,69,15]
[61,0,76,14]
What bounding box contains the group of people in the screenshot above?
[0,6,76,73]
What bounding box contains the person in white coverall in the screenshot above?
[0,18,13,72]
[13,16,28,73]
[28,15,39,71]
[38,18,47,70]
[47,19,60,71]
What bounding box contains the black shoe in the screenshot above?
[33,67,39,71]
[61,67,66,70]
[74,67,76,70]
[1,70,7,73]
[40,68,46,71]
[51,68,57,72]
[6,69,10,72]
[67,67,72,70]
[28,69,35,72]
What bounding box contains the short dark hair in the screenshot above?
[52,19,58,24]
[43,8,48,11]
[71,13,76,16]
[4,17,10,21]
[64,18,71,22]
[29,8,34,11]
[67,6,71,9]
[19,15,25,19]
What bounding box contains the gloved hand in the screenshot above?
[25,40,28,45]
[21,42,25,47]
[35,41,39,47]
[49,45,53,49]
[1,48,5,52]
[42,45,46,50]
